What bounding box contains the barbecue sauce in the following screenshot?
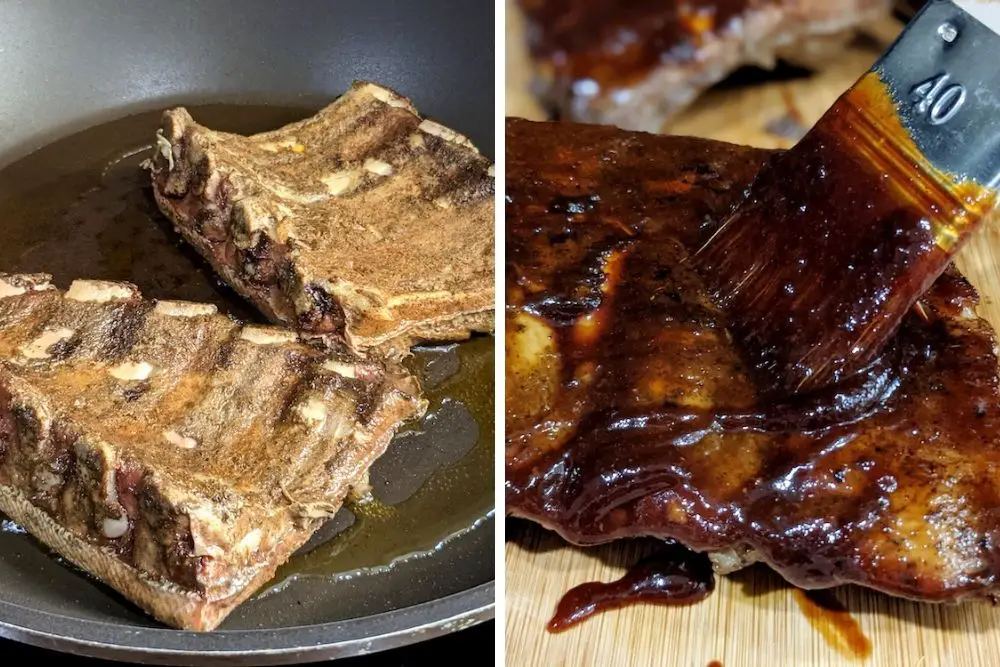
[505,118,1000,612]
[696,72,997,395]
[547,545,715,631]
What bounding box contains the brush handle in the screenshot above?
[879,0,1000,189]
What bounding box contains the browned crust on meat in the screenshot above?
[0,274,423,630]
[148,81,495,354]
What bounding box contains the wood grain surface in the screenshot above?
[505,11,1000,667]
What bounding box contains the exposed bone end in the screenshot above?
[294,501,340,520]
[19,328,76,359]
[708,546,762,574]
[160,107,194,143]
[433,197,453,210]
[163,430,198,449]
[259,139,306,154]
[109,361,154,381]
[321,359,358,379]
[65,280,138,303]
[409,132,426,149]
[103,515,130,539]
[236,528,263,553]
[200,168,223,201]
[187,505,227,557]
[155,129,174,171]
[320,171,359,196]
[418,119,476,150]
[231,199,278,249]
[363,158,394,177]
[153,301,218,318]
[347,472,373,503]
[361,83,415,111]
[0,274,54,298]
[239,326,298,346]
[294,396,328,427]
[0,282,27,299]
[487,164,496,178]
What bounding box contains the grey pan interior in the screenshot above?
[0,0,495,663]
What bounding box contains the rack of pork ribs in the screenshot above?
[505,118,1000,604]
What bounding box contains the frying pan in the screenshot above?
[0,0,495,663]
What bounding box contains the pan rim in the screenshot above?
[0,581,494,664]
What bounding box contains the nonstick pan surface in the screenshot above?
[0,1,495,663]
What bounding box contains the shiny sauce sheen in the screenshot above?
[696,72,997,395]
[505,119,1000,616]
[548,545,715,631]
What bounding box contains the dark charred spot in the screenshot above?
[115,465,144,519]
[12,404,41,446]
[214,340,236,369]
[243,234,289,286]
[99,301,152,362]
[53,447,74,477]
[121,381,150,402]
[201,211,229,243]
[550,229,578,245]
[216,174,232,212]
[46,333,81,361]
[352,385,378,425]
[195,157,214,192]
[297,284,346,336]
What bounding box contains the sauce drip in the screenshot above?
[696,72,997,395]
[547,545,715,632]
[794,589,873,660]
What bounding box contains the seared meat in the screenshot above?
[0,274,423,630]
[149,81,494,355]
[505,118,1000,603]
[515,0,891,131]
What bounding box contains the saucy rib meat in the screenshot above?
[515,0,890,131]
[505,118,1000,602]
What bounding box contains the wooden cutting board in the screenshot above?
[505,12,1000,667]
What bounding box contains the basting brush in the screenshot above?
[696,0,1000,395]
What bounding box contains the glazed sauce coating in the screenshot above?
[548,545,715,631]
[696,72,996,395]
[520,0,746,89]
[505,119,1000,605]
